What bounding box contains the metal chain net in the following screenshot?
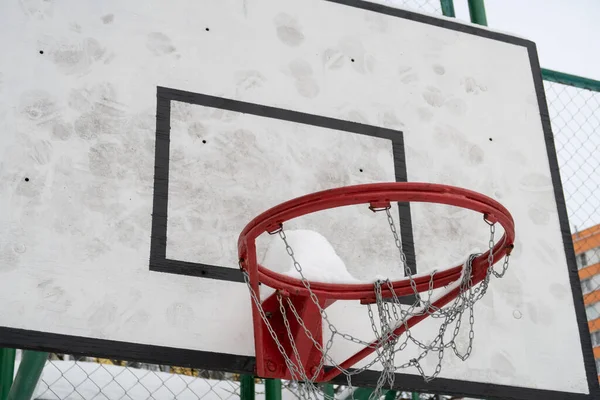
[243,207,511,400]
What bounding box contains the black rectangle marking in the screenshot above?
[149,87,416,285]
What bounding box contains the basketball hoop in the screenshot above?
[237,182,515,397]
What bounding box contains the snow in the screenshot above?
[261,230,361,284]
[261,230,483,289]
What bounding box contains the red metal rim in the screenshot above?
[238,182,515,301]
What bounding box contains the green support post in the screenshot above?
[323,384,335,399]
[439,0,455,18]
[265,379,281,400]
[384,389,397,400]
[0,349,16,400]
[467,0,488,26]
[240,375,255,400]
[350,387,374,400]
[411,392,419,400]
[7,351,47,400]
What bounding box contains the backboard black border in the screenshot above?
[1,1,597,398]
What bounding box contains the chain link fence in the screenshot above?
[546,77,600,377]
[26,354,238,400]
[372,0,442,15]
[546,81,600,232]
[28,353,340,400]
[24,353,461,400]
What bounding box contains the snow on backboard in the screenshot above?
[0,0,596,398]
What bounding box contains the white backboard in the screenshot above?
[0,0,596,398]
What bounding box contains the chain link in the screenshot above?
[35,352,250,400]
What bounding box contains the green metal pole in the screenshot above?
[349,387,374,400]
[265,379,281,400]
[384,389,397,400]
[411,392,419,400]
[541,68,600,92]
[439,0,456,18]
[467,0,488,26]
[323,384,334,400]
[0,349,16,400]
[240,375,255,400]
[7,351,47,400]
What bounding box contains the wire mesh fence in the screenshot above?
[544,78,600,377]
[372,0,442,15]
[30,354,239,400]
[546,81,600,233]
[30,354,329,400]
[26,353,459,400]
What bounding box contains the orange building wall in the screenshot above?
[573,224,600,254]
[584,290,600,306]
[573,224,600,383]
[580,263,600,280]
